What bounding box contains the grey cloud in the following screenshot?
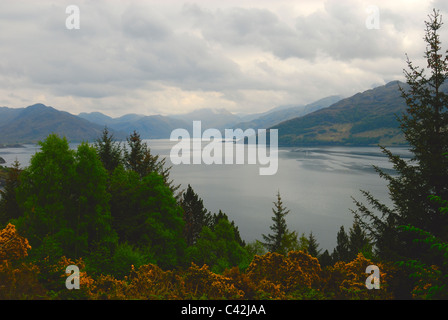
[183,2,412,62]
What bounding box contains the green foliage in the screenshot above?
[262,191,291,254]
[0,160,23,228]
[109,242,154,279]
[94,126,122,174]
[352,9,448,265]
[180,184,212,246]
[332,226,350,262]
[307,231,322,258]
[123,130,180,197]
[187,217,250,274]
[16,135,117,259]
[109,165,186,269]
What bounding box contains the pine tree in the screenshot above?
[352,9,448,263]
[262,191,291,254]
[307,231,322,258]
[180,184,212,246]
[319,249,333,268]
[123,130,180,197]
[332,226,350,262]
[94,126,122,174]
[348,217,371,260]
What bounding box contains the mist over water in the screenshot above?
[0,140,411,252]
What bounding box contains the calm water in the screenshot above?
[0,141,412,252]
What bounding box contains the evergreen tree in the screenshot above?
[319,249,333,268]
[262,191,291,254]
[0,160,23,227]
[94,126,122,174]
[332,226,350,262]
[211,210,245,247]
[307,231,322,258]
[352,9,448,263]
[348,217,371,260]
[123,130,180,197]
[109,165,186,268]
[180,184,212,246]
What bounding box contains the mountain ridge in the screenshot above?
[269,80,409,147]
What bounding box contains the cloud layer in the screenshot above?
[0,0,441,116]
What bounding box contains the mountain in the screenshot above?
[170,108,242,130]
[78,112,190,139]
[233,95,343,131]
[107,115,190,139]
[0,103,122,144]
[270,81,410,147]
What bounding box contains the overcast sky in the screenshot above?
[1,0,447,117]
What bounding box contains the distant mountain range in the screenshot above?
[270,80,409,146]
[0,81,420,146]
[0,103,116,144]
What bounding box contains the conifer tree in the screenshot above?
[352,9,448,263]
[348,217,371,260]
[180,184,212,246]
[94,126,122,174]
[262,191,291,254]
[332,226,350,262]
[123,130,180,196]
[307,231,322,258]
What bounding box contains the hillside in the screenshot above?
[270,81,410,147]
[233,95,343,130]
[78,112,190,139]
[170,108,242,130]
[0,104,122,144]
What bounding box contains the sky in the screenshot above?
[1,0,447,118]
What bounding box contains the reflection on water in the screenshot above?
[0,141,409,252]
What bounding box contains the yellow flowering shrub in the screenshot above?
[0,223,46,299]
[322,253,394,299]
[85,274,127,300]
[245,251,322,298]
[0,223,31,263]
[183,263,244,299]
[125,263,185,299]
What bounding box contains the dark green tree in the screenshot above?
[72,142,117,257]
[17,134,76,256]
[16,135,116,259]
[94,126,122,174]
[0,160,23,227]
[109,165,186,268]
[319,249,333,268]
[348,217,371,260]
[186,217,250,273]
[262,191,291,254]
[123,130,180,197]
[332,226,350,262]
[211,210,245,247]
[180,184,212,246]
[307,231,322,258]
[352,9,448,263]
